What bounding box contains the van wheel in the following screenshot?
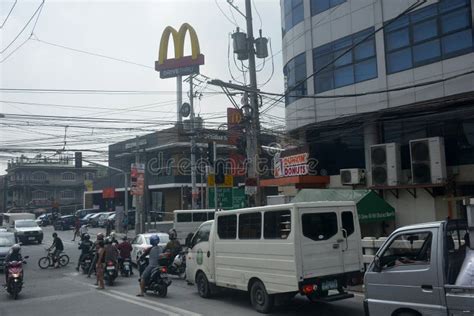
[250,280,274,314]
[196,272,211,298]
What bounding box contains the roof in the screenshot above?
[173,209,215,213]
[293,189,395,223]
[393,221,444,233]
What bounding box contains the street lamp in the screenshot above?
[83,159,128,234]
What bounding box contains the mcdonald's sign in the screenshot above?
[155,23,205,79]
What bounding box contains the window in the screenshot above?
[263,210,291,239]
[314,27,377,93]
[207,212,215,220]
[385,0,473,74]
[60,190,74,200]
[284,53,307,106]
[84,172,95,180]
[217,215,237,239]
[32,190,48,200]
[379,232,432,269]
[177,213,192,222]
[239,213,262,239]
[32,171,47,181]
[342,211,355,237]
[192,212,207,222]
[62,172,76,181]
[302,212,338,241]
[283,0,304,34]
[311,0,346,16]
[191,223,211,246]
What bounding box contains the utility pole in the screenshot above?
[134,136,144,234]
[244,0,260,206]
[190,76,198,210]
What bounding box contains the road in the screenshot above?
[0,226,365,316]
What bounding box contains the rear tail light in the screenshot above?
[107,261,114,266]
[160,267,167,273]
[302,284,317,295]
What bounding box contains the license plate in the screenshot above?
[321,280,338,291]
[106,266,115,271]
[28,237,35,240]
[85,260,91,263]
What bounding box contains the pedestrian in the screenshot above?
[87,233,104,278]
[95,240,105,290]
[122,215,129,235]
[106,219,113,237]
[72,216,81,241]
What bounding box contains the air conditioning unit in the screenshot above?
[340,168,365,185]
[370,143,401,186]
[409,137,447,184]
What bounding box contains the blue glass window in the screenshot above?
[284,53,307,106]
[313,27,377,93]
[311,0,346,16]
[283,0,304,34]
[385,0,474,74]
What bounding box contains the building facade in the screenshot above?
[4,155,97,214]
[281,0,474,232]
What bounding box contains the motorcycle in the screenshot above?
[164,250,186,279]
[119,257,132,277]
[138,254,171,297]
[80,251,94,274]
[104,260,118,286]
[5,256,29,300]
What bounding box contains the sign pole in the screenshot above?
[177,75,182,124]
[190,75,198,210]
[214,141,218,212]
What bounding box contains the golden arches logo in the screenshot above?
[155,23,205,78]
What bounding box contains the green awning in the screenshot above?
[293,189,395,223]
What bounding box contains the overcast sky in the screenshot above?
[0,0,284,174]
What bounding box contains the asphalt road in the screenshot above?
[0,226,365,316]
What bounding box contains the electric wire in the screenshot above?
[0,0,17,29]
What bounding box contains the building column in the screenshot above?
[364,123,379,187]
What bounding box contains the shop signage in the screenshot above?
[131,163,145,196]
[274,150,309,178]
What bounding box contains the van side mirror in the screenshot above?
[185,232,194,248]
[373,256,382,273]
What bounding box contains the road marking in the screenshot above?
[109,289,202,316]
[67,277,201,316]
[1,290,91,304]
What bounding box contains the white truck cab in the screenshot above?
[186,202,364,313]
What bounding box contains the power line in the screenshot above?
[0,0,17,29]
[215,0,238,27]
[0,0,44,54]
[0,87,224,95]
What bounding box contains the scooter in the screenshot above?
[104,260,118,286]
[119,257,132,277]
[80,251,94,274]
[138,254,171,297]
[5,256,29,300]
[164,251,186,279]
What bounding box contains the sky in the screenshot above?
[0,0,284,174]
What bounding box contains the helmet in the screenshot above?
[105,237,112,245]
[149,235,160,246]
[173,254,182,266]
[168,229,177,240]
[11,244,21,253]
[110,232,116,239]
[97,233,104,240]
[83,234,90,241]
[52,232,58,238]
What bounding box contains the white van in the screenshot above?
[173,209,215,244]
[186,202,364,313]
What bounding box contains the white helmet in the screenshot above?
[168,229,177,240]
[173,254,182,266]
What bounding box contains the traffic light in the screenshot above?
[215,162,225,184]
[207,142,214,165]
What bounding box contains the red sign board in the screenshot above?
[131,163,145,196]
[102,187,115,199]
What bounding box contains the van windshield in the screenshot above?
[15,220,38,228]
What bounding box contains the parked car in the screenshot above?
[35,213,53,226]
[54,215,76,231]
[88,213,104,227]
[98,212,114,228]
[80,213,95,226]
[108,210,136,229]
[75,208,98,219]
[131,233,169,264]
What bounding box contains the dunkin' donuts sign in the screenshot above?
[274,151,309,178]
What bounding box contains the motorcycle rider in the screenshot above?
[165,229,181,258]
[87,232,104,278]
[137,234,162,297]
[76,233,93,271]
[109,231,118,245]
[117,236,133,275]
[104,237,119,269]
[79,224,89,240]
[49,232,64,268]
[4,244,22,285]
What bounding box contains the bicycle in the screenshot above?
[38,248,70,269]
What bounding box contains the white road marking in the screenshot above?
[67,277,201,316]
[109,289,202,316]
[1,290,91,304]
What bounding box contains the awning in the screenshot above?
[292,189,395,223]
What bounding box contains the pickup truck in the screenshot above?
[364,220,473,316]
